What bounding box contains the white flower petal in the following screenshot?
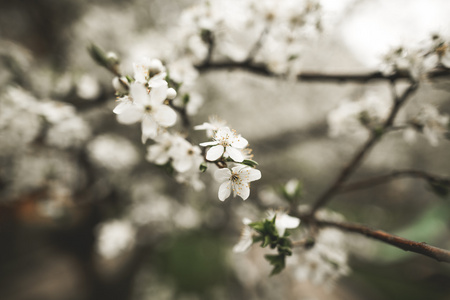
[199,141,219,147]
[130,83,150,105]
[153,105,177,127]
[233,227,253,253]
[214,168,231,182]
[206,145,224,161]
[116,106,143,124]
[113,101,132,114]
[247,169,262,182]
[173,157,192,172]
[231,136,248,148]
[149,80,168,103]
[141,117,158,142]
[236,182,250,200]
[218,181,231,201]
[277,214,301,229]
[226,146,244,162]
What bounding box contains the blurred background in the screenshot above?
[0,0,450,299]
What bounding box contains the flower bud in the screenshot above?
[148,59,165,74]
[112,76,129,93]
[166,87,177,100]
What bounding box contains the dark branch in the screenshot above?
[313,218,450,263]
[195,61,450,83]
[338,169,450,193]
[309,82,418,215]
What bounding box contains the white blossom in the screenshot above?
[195,116,227,138]
[413,104,449,146]
[96,220,136,259]
[133,57,166,84]
[214,165,261,201]
[294,228,350,289]
[87,134,139,171]
[76,74,101,100]
[266,210,300,237]
[233,218,254,253]
[328,92,391,138]
[200,126,248,162]
[113,81,177,143]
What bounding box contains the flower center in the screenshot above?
[145,105,152,113]
[231,173,240,182]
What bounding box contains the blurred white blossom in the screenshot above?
[96,220,136,259]
[87,134,139,171]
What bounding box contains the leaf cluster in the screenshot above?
[249,216,293,275]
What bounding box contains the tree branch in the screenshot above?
[195,60,450,83]
[312,218,450,263]
[338,169,450,193]
[309,82,418,215]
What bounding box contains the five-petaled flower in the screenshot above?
[214,165,261,201]
[200,126,248,162]
[266,210,301,237]
[113,81,177,143]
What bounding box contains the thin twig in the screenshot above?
[313,218,450,263]
[309,82,418,215]
[245,27,269,64]
[338,169,450,193]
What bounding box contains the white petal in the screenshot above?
[130,83,150,105]
[277,214,301,229]
[233,238,253,253]
[173,157,192,172]
[236,183,250,200]
[218,181,231,201]
[206,145,224,161]
[117,106,143,124]
[141,117,158,142]
[226,146,244,162]
[146,144,170,164]
[231,135,248,148]
[214,168,231,182]
[199,141,218,147]
[150,80,168,103]
[113,101,132,114]
[233,227,253,253]
[247,169,262,182]
[153,105,177,127]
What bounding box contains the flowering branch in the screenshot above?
[309,82,419,215]
[309,218,450,263]
[338,169,450,194]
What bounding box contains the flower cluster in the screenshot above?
[404,103,449,146]
[327,91,391,138]
[174,0,322,74]
[380,34,450,80]
[198,122,262,201]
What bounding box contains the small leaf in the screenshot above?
[241,159,259,168]
[199,162,208,173]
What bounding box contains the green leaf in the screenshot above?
[264,254,286,276]
[241,159,259,168]
[199,162,208,173]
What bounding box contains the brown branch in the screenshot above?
[195,61,450,83]
[312,218,450,263]
[309,82,418,215]
[338,169,450,193]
